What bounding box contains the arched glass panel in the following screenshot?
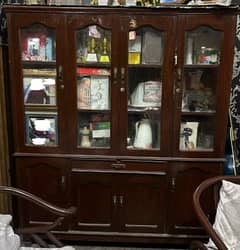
[127,26,165,150]
[179,26,223,152]
[75,25,112,148]
[21,23,57,146]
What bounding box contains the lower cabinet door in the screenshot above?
[119,174,167,233]
[71,163,168,234]
[71,172,117,232]
[167,162,222,235]
[15,157,70,229]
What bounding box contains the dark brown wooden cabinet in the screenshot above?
[4,5,237,245]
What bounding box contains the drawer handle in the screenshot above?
[112,163,126,169]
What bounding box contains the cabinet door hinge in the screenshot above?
[113,195,117,206]
[61,176,66,191]
[174,54,178,65]
[171,177,176,192]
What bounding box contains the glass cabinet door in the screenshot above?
[75,25,111,148]
[179,26,222,152]
[127,26,164,151]
[21,24,58,146]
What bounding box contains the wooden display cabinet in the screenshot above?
[4,5,237,245]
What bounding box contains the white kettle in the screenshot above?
[133,119,152,149]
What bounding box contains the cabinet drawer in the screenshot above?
[71,160,168,175]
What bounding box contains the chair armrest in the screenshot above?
[0,185,77,247]
[0,185,76,216]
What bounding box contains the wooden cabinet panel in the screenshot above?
[167,162,222,235]
[71,171,117,232]
[15,157,70,229]
[120,174,167,233]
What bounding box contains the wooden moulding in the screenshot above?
[0,46,11,213]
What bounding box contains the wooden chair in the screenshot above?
[0,185,76,248]
[190,175,240,250]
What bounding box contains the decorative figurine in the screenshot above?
[81,126,91,147]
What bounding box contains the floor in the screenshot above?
[28,241,187,249]
[70,244,187,250]
[72,247,186,250]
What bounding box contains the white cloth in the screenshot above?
[0,214,21,250]
[206,180,240,250]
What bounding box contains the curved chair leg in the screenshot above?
[189,240,208,250]
[46,231,64,247]
[31,234,48,248]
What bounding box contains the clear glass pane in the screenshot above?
[185,26,223,65]
[21,24,56,62]
[77,73,110,110]
[78,112,111,148]
[23,77,56,105]
[76,25,111,64]
[21,24,57,105]
[179,117,214,151]
[21,24,58,146]
[76,25,111,149]
[127,113,160,150]
[25,113,57,146]
[182,68,217,112]
[128,27,164,65]
[127,27,164,150]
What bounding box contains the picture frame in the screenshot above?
[25,113,58,146]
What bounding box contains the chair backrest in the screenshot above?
[0,185,76,248]
[192,175,240,250]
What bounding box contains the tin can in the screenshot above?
[198,46,207,64]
